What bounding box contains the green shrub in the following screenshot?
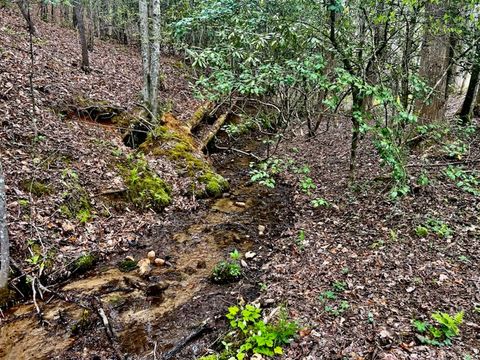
[412,311,464,346]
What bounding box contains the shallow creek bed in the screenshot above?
[0,134,295,360]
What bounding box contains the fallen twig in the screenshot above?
[94,298,125,360]
[163,318,211,360]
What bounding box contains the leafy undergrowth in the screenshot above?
[257,118,480,359]
[200,303,298,360]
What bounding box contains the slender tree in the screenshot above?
[74,0,90,72]
[17,0,36,35]
[459,47,480,124]
[0,161,9,291]
[139,0,161,118]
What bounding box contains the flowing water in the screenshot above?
[0,137,294,359]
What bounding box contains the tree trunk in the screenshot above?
[0,161,9,290]
[17,0,36,35]
[459,57,480,124]
[40,0,48,21]
[139,0,151,109]
[139,0,161,118]
[149,0,161,117]
[74,0,90,72]
[401,12,417,109]
[349,86,363,182]
[417,1,449,124]
[444,33,457,101]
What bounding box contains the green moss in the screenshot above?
[73,253,96,274]
[139,113,229,199]
[21,179,53,196]
[118,259,138,272]
[119,156,172,210]
[199,172,229,197]
[60,184,93,222]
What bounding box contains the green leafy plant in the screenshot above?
[319,281,350,317]
[325,300,350,316]
[444,166,480,196]
[249,158,286,189]
[412,311,464,346]
[212,251,242,284]
[311,197,331,208]
[295,229,306,250]
[416,219,453,239]
[230,249,240,261]
[442,141,468,160]
[299,176,316,194]
[220,303,297,359]
[415,225,429,238]
[417,172,430,187]
[425,219,453,238]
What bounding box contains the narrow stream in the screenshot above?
[0,136,294,359]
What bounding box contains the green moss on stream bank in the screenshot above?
[140,113,229,198]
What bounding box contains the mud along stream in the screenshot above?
[0,132,294,359]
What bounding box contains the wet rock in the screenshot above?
[154,258,165,266]
[146,281,169,297]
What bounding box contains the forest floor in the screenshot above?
[1,6,480,360]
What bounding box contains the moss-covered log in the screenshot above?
[185,101,214,132]
[140,113,229,198]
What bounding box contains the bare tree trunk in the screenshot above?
[0,161,9,290]
[17,0,36,35]
[139,0,161,118]
[139,0,150,108]
[459,55,480,124]
[417,1,449,123]
[349,86,362,182]
[74,0,90,72]
[150,0,161,117]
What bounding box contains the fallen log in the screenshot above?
[185,101,215,132]
[199,113,228,150]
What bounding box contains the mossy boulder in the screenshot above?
[199,172,229,197]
